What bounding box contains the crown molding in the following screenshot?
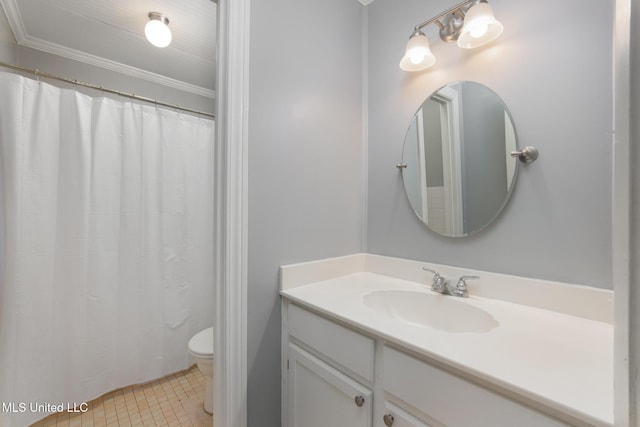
[0,0,26,42]
[0,0,215,99]
[19,36,215,99]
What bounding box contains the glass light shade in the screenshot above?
[456,2,503,49]
[399,33,436,71]
[145,15,172,48]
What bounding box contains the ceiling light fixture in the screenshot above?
[399,0,503,72]
[145,12,172,48]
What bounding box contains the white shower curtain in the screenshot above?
[0,72,215,427]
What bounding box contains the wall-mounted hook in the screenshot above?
[510,146,539,164]
[396,163,407,169]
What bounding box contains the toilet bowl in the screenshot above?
[188,327,214,414]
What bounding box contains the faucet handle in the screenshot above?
[456,275,479,291]
[422,267,440,278]
[423,267,449,291]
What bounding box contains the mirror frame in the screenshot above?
[400,80,519,238]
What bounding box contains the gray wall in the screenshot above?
[247,0,364,426]
[366,0,613,288]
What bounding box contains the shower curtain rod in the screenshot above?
[0,60,215,119]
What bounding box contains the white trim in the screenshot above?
[281,298,290,427]
[0,0,215,99]
[21,37,216,99]
[415,109,428,220]
[0,0,26,43]
[214,0,249,426]
[613,0,631,425]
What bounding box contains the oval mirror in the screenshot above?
[401,81,518,237]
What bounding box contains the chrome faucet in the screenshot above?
[423,268,479,298]
[423,268,450,293]
[453,275,479,298]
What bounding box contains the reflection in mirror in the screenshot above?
[401,81,518,237]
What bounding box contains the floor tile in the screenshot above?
[30,366,212,427]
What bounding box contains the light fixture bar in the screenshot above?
[399,0,477,71]
[412,0,477,33]
[400,0,502,71]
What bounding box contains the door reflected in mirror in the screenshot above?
[401,81,518,237]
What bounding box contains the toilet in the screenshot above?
[188,327,214,414]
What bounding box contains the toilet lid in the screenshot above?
[188,327,214,357]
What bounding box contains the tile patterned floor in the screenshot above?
[30,365,213,427]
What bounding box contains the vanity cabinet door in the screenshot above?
[287,343,372,427]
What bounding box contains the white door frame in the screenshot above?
[414,109,429,220]
[214,1,249,427]
[431,87,463,236]
[612,0,631,424]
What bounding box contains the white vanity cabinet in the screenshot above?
[283,302,375,427]
[283,301,572,427]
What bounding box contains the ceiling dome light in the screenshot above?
[457,2,503,49]
[399,29,436,72]
[145,12,172,48]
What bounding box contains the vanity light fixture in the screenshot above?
[399,0,503,72]
[145,12,172,48]
[399,28,436,71]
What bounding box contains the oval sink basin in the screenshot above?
[363,290,499,333]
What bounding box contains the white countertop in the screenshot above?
[280,254,613,427]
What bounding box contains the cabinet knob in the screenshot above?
[383,414,395,426]
[354,395,365,407]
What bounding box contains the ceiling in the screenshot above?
[0,0,217,98]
